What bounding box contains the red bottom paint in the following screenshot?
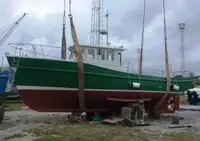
[19,89,180,114]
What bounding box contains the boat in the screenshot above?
[0,13,26,123]
[0,69,10,105]
[6,0,194,116]
[0,67,14,123]
[5,45,194,113]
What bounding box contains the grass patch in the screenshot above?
[163,132,198,141]
[4,133,26,140]
[4,103,23,111]
[27,122,200,141]
[32,135,63,141]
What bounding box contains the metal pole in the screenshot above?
[98,0,101,45]
[178,23,186,76]
[105,10,110,46]
[1,56,3,67]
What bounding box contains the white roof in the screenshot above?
[68,44,127,52]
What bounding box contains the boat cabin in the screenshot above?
[68,44,126,66]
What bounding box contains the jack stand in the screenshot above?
[123,101,150,127]
[168,111,193,129]
[171,116,179,125]
[67,112,85,122]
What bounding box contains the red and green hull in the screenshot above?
[6,56,194,113]
[18,86,180,112]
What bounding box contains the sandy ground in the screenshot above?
[1,106,200,141]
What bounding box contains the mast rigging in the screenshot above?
[61,0,67,60]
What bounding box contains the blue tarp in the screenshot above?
[0,67,14,95]
[0,72,9,95]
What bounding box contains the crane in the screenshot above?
[0,13,27,47]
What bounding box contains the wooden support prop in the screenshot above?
[68,0,85,110]
[154,0,171,113]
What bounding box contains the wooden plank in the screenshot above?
[102,117,124,124]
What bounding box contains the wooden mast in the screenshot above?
[68,0,85,110]
[154,0,171,111]
[138,0,146,75]
[61,0,67,60]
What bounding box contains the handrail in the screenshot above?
[7,43,193,78]
[8,43,61,48]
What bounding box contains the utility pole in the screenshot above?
[178,23,186,76]
[105,10,110,46]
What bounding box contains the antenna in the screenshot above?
[105,10,110,46]
[178,23,186,76]
[90,0,107,46]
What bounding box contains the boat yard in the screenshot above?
[0,103,200,141]
[0,0,200,141]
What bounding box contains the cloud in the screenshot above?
[0,0,200,75]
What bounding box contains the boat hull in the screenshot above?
[6,56,193,113]
[0,72,9,105]
[18,86,180,113]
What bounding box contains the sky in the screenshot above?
[0,0,200,75]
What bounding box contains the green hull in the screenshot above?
[7,56,193,92]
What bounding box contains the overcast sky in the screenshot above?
[0,0,200,75]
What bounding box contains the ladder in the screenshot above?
[11,47,24,68]
[69,13,85,110]
[11,57,20,69]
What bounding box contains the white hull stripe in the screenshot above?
[17,85,182,94]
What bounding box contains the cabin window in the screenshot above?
[107,50,114,61]
[100,49,105,60]
[88,49,95,59]
[97,48,101,55]
[118,52,122,65]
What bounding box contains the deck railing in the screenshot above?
[6,43,193,78]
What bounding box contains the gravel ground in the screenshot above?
[0,106,200,141]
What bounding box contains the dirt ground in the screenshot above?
[180,95,188,104]
[1,105,200,141]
